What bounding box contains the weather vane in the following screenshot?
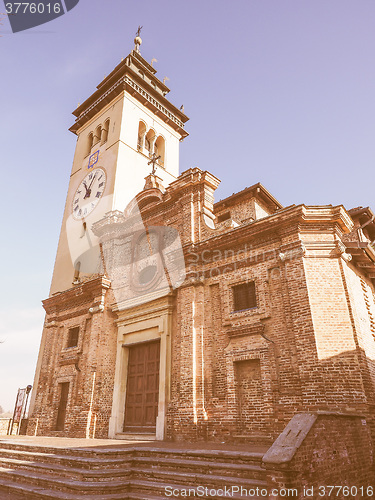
[134,25,143,53]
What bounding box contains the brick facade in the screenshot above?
[27,167,375,470]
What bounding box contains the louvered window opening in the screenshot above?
[67,327,80,348]
[232,282,257,312]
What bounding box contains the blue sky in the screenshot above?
[0,0,374,411]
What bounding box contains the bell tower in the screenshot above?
[50,33,189,294]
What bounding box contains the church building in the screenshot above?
[28,35,375,458]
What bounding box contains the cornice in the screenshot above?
[185,204,353,257]
[43,276,111,315]
[113,292,175,325]
[214,182,282,213]
[226,322,265,339]
[70,70,188,138]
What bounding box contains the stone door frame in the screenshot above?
[109,294,174,440]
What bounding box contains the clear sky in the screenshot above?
[0,0,374,412]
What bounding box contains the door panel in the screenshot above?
[124,341,160,432]
[55,382,69,431]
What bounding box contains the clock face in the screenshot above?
[72,168,106,220]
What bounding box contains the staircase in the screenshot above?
[0,440,269,499]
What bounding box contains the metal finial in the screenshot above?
[134,25,143,54]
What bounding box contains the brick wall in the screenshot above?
[28,167,375,460]
[263,413,374,499]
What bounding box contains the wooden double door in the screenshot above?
[123,340,160,432]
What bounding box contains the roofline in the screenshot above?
[348,206,374,219]
[214,182,283,212]
[70,51,189,136]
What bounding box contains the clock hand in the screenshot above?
[88,171,98,191]
[83,181,90,199]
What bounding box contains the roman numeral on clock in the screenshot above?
[96,191,102,198]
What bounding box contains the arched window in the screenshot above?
[101,119,110,144]
[145,129,155,155]
[93,125,101,146]
[86,133,93,156]
[137,121,147,151]
[73,261,81,283]
[154,136,165,167]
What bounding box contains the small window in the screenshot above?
[67,327,80,348]
[232,282,257,312]
[145,129,155,154]
[137,121,146,151]
[93,125,101,145]
[101,119,110,144]
[73,261,81,283]
[218,212,230,223]
[154,136,165,167]
[86,133,93,156]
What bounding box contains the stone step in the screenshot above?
[132,455,264,478]
[0,441,268,464]
[0,469,268,500]
[132,448,266,467]
[0,449,265,483]
[0,456,265,488]
[128,479,267,500]
[0,467,127,495]
[0,456,131,481]
[0,444,265,469]
[0,479,267,500]
[132,467,268,488]
[0,448,132,471]
[0,441,269,499]
[0,455,264,484]
[0,477,130,499]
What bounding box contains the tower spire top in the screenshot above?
[134,25,143,54]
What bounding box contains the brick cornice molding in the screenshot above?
[43,276,111,315]
[182,204,352,257]
[226,322,265,339]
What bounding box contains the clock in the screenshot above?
[72,168,107,220]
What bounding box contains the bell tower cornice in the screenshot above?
[69,48,189,138]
